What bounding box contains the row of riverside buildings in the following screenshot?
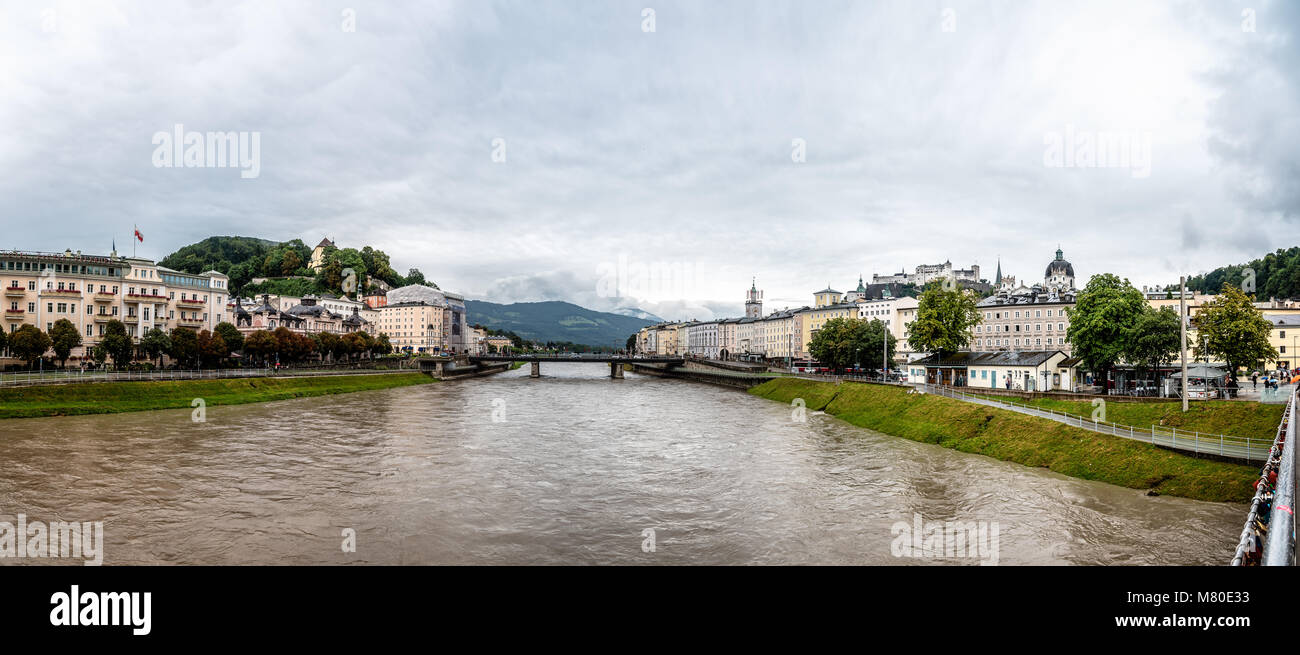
[0,243,472,366]
[636,248,1300,393]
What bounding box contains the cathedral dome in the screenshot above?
[1044,248,1074,278]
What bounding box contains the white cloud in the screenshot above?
[0,0,1295,321]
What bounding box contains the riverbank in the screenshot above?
[0,372,434,419]
[749,378,1259,502]
[968,393,1283,442]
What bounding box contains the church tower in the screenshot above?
[745,278,763,318]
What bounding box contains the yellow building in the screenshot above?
[798,287,857,360]
[1264,314,1300,371]
[2,248,230,364]
[762,310,800,361]
[374,301,445,353]
[309,237,334,272]
[655,324,679,356]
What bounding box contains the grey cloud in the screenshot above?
[0,0,1294,321]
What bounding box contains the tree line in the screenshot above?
[1187,246,1300,301]
[902,276,1278,378]
[160,236,433,298]
[0,319,394,370]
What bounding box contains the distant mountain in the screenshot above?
[466,300,654,347]
[612,307,665,322]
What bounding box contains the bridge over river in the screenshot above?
[469,354,685,378]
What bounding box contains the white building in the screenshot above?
[857,295,921,363]
[687,320,719,359]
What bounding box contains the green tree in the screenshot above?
[319,332,342,361]
[140,327,172,367]
[243,330,276,365]
[906,283,982,359]
[197,329,229,367]
[226,261,255,293]
[168,327,199,368]
[48,318,82,368]
[1065,273,1147,381]
[101,320,134,369]
[361,246,397,287]
[0,328,7,356]
[337,248,368,294]
[1193,284,1278,373]
[1125,306,1181,380]
[860,318,897,372]
[404,268,434,288]
[279,249,303,276]
[89,343,108,367]
[808,317,890,373]
[315,249,344,292]
[374,333,393,355]
[10,324,52,369]
[214,321,244,354]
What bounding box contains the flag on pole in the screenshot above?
[134,225,144,242]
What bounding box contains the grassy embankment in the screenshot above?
[749,378,1263,502]
[0,373,434,419]
[968,394,1284,440]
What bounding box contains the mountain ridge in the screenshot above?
[465,299,653,347]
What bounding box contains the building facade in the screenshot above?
[3,248,229,364]
[972,249,1079,355]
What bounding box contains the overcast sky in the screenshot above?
[4,1,1296,320]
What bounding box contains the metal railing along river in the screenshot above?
[917,383,1269,462]
[1231,388,1296,566]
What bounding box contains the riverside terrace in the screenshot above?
[469,353,685,378]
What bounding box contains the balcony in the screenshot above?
[5,286,25,297]
[124,293,167,303]
[40,287,83,297]
[177,297,206,306]
[178,317,204,327]
[94,291,117,301]
[122,315,140,323]
[4,309,24,320]
[93,314,113,323]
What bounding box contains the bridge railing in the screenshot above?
[1233,388,1296,566]
[918,383,1267,461]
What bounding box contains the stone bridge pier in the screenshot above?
[530,361,540,378]
[610,362,624,379]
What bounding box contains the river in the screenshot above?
[0,363,1243,565]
